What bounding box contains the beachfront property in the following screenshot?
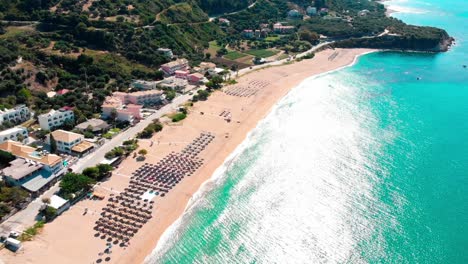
[157,76,188,91]
[0,126,28,144]
[48,130,94,156]
[131,80,159,90]
[49,195,70,215]
[0,105,31,126]
[273,23,295,34]
[307,6,318,16]
[38,108,75,131]
[0,141,64,195]
[157,48,174,59]
[160,58,189,76]
[114,90,164,106]
[75,119,110,133]
[101,96,142,123]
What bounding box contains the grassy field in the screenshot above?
[245,49,279,58]
[0,26,35,39]
[277,54,290,60]
[84,49,154,76]
[206,40,221,55]
[265,36,281,42]
[224,51,247,60]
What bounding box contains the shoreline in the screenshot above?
[0,48,376,264]
[144,48,380,262]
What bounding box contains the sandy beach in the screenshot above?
[0,48,375,264]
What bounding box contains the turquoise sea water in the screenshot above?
[147,0,468,263]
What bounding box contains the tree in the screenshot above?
[50,133,57,153]
[96,164,113,178]
[35,129,50,140]
[138,149,148,156]
[109,108,118,122]
[43,206,57,222]
[0,150,15,167]
[165,90,176,101]
[0,186,29,209]
[82,167,100,180]
[59,173,95,197]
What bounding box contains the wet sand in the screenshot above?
[0,48,376,264]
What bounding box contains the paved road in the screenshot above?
[237,41,333,76]
[71,92,194,173]
[0,93,194,236]
[0,179,62,237]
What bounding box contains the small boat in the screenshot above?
[417,77,421,80]
[463,65,467,68]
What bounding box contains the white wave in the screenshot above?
[145,52,390,263]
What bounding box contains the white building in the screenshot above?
[158,48,174,59]
[0,105,31,125]
[38,108,75,131]
[0,126,28,144]
[49,195,70,215]
[48,130,93,156]
[307,6,317,16]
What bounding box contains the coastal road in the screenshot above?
[71,92,195,173]
[0,93,195,236]
[237,41,333,77]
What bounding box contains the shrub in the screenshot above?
[43,206,57,222]
[59,173,95,197]
[171,113,186,122]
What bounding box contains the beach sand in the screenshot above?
[0,48,375,264]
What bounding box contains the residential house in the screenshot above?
[48,130,94,156]
[114,90,164,106]
[273,23,295,34]
[75,119,110,133]
[56,89,70,96]
[219,18,230,26]
[175,70,190,79]
[197,62,216,75]
[160,59,189,75]
[158,48,174,59]
[0,126,28,144]
[358,9,370,16]
[101,96,142,123]
[254,29,261,38]
[287,9,302,19]
[243,29,254,38]
[157,77,188,91]
[0,105,31,126]
[320,8,329,15]
[38,108,75,131]
[187,73,205,85]
[261,28,270,37]
[307,6,318,16]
